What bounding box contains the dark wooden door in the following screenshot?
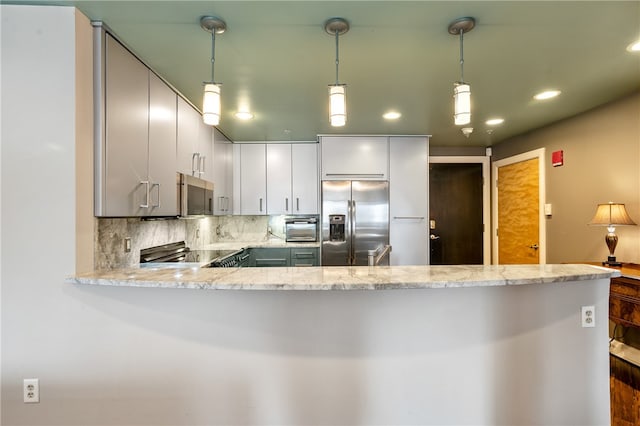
[429,163,483,265]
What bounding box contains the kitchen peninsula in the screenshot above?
[70,263,614,291]
[67,263,615,424]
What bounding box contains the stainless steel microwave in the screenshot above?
[285,217,318,242]
[180,173,214,216]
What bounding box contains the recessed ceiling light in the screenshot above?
[627,40,640,52]
[234,111,254,120]
[534,90,561,100]
[486,118,504,126]
[383,111,401,120]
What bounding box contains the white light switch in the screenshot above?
[544,203,552,216]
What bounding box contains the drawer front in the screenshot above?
[255,258,288,267]
[250,248,290,267]
[611,276,640,299]
[610,276,640,328]
[291,248,319,267]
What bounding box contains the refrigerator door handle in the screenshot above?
[351,200,356,265]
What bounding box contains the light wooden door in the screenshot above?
[497,157,540,264]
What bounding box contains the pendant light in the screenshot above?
[325,18,349,127]
[200,16,226,126]
[448,17,475,126]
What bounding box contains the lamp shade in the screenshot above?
[202,83,221,126]
[589,202,637,226]
[329,85,346,127]
[454,83,471,125]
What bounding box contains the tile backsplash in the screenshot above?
[95,218,188,269]
[95,215,290,269]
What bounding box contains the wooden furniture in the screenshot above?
[605,264,640,426]
[609,264,640,328]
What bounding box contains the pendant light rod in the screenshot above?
[458,29,464,82]
[200,16,227,84]
[335,29,340,84]
[325,17,350,85]
[210,31,216,82]
[448,17,475,83]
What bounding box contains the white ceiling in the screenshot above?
[7,1,640,145]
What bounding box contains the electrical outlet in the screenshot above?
[23,378,39,403]
[581,305,595,328]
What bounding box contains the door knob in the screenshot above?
[430,234,440,240]
[529,244,539,250]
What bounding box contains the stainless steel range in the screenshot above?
[139,242,240,268]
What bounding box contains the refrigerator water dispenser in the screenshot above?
[329,214,346,241]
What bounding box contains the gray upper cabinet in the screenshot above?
[177,96,214,182]
[237,144,267,215]
[95,31,178,217]
[213,128,233,215]
[233,143,318,215]
[266,144,293,215]
[291,144,319,214]
[147,72,178,216]
[389,136,429,265]
[320,136,389,180]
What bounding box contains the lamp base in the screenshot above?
[603,256,622,267]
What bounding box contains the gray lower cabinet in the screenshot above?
[290,248,319,267]
[248,247,319,267]
[249,248,290,267]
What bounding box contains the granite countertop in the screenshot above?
[67,264,619,291]
[202,240,320,251]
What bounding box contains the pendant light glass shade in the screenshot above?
[454,83,471,125]
[329,85,346,127]
[202,83,221,126]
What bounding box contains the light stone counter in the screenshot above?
[201,240,320,251]
[67,263,618,290]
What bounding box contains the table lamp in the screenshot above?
[589,202,637,266]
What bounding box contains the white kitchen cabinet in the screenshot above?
[177,96,213,181]
[95,32,178,217]
[389,136,429,265]
[238,144,267,215]
[234,143,318,216]
[147,72,178,216]
[267,144,293,214]
[213,128,233,215]
[197,120,214,182]
[177,96,199,176]
[291,144,319,214]
[320,136,388,180]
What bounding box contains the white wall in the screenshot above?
[1,5,610,425]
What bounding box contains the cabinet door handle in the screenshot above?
[296,197,300,211]
[285,197,289,211]
[191,153,200,176]
[259,198,263,212]
[325,173,384,177]
[140,181,150,208]
[151,183,160,208]
[393,216,425,220]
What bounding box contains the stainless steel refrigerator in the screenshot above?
[321,180,389,266]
